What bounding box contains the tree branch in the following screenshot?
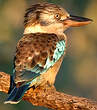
[0,72,97,110]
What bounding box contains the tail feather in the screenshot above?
[8,75,16,94]
[4,84,30,104]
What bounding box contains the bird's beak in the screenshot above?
[64,15,93,27]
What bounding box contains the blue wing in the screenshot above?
[14,40,66,83]
[13,33,66,84]
[41,40,66,73]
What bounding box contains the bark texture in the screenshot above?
[0,72,97,110]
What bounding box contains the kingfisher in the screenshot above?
[4,3,92,104]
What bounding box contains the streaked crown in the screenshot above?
[24,3,68,27]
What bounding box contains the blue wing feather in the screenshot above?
[40,40,66,73]
[14,40,66,82]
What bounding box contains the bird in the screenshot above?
[4,3,92,104]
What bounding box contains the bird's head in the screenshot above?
[24,3,92,35]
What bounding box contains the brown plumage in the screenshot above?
[14,33,65,82]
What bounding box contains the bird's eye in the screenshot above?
[55,13,61,20]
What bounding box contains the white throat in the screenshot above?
[24,23,66,35]
[24,25,47,34]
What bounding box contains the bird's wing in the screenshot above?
[14,33,66,84]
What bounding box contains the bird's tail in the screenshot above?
[4,84,30,104]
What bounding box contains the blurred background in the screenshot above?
[0,0,97,110]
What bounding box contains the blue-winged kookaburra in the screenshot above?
[4,3,92,104]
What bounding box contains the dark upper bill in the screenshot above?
[64,15,93,27]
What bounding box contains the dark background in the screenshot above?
[0,0,97,110]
